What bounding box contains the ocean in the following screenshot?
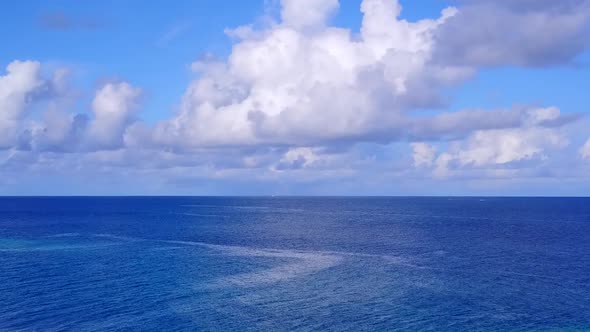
[1,197,589,331]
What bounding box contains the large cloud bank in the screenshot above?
[1,0,590,191]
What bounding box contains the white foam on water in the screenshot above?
[161,240,343,287]
[40,233,415,287]
[4,233,415,287]
[46,233,82,238]
[150,246,185,251]
[88,235,416,287]
[92,233,143,242]
[181,213,226,217]
[217,251,342,288]
[163,241,416,288]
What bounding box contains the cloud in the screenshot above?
[274,147,322,170]
[281,0,339,30]
[147,0,464,148]
[453,128,567,166]
[30,110,88,153]
[38,12,105,31]
[2,0,590,194]
[403,106,578,142]
[411,143,436,167]
[0,61,142,153]
[424,108,571,178]
[581,138,590,160]
[87,82,142,149]
[156,22,192,48]
[434,0,590,67]
[0,61,46,149]
[146,0,588,151]
[5,1,588,155]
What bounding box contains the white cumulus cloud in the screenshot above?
[0,61,44,148]
[87,82,142,149]
[149,0,462,148]
[580,139,590,160]
[281,0,339,30]
[411,143,437,167]
[2,0,590,193]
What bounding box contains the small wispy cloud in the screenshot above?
[156,22,192,48]
[38,11,105,31]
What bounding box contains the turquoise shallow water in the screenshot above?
[1,197,589,331]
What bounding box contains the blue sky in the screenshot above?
[1,0,589,195]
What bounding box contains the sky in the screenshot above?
[1,0,590,196]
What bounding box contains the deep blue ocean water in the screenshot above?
[1,197,589,331]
